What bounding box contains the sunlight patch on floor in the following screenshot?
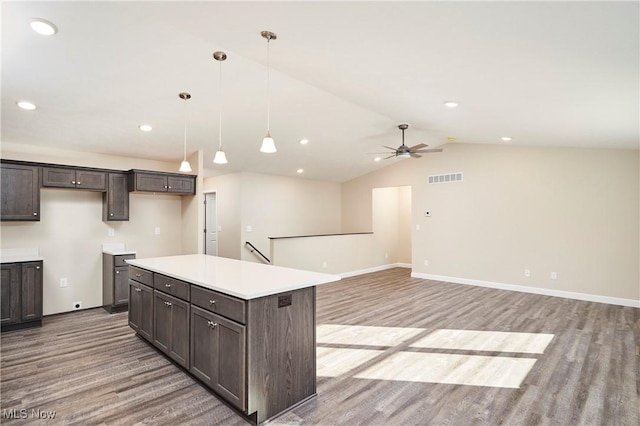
[317,347,384,377]
[411,329,554,354]
[317,324,423,347]
[353,352,537,388]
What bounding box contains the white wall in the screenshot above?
[202,173,242,259]
[342,143,640,305]
[204,172,342,262]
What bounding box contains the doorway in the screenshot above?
[204,192,218,256]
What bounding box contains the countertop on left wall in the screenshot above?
[0,248,43,263]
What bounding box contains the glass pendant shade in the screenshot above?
[213,150,228,164]
[179,160,192,172]
[260,133,277,153]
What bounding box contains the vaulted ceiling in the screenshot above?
[2,1,638,182]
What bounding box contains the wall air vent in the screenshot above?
[428,172,463,184]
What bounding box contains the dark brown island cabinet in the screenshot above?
[127,255,339,424]
[102,252,136,313]
[1,261,43,332]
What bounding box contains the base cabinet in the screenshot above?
[1,261,43,332]
[154,291,190,369]
[103,253,136,313]
[129,280,153,341]
[191,306,246,411]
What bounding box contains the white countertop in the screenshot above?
[0,248,43,263]
[127,254,341,300]
[102,243,136,256]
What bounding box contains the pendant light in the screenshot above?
[260,31,277,153]
[178,92,192,172]
[213,51,228,164]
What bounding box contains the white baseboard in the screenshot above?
[411,272,640,308]
[340,263,410,278]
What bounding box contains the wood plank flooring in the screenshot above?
[1,268,638,425]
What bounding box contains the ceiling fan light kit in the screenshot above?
[260,30,278,154]
[378,123,443,160]
[213,50,229,165]
[178,92,193,172]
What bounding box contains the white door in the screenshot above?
[205,192,217,256]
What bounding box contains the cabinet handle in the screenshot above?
[209,299,216,305]
[168,186,172,189]
[77,181,81,185]
[165,301,172,307]
[36,266,40,270]
[207,321,218,328]
[72,180,76,184]
[135,273,142,278]
[135,287,141,292]
[164,185,168,189]
[33,212,38,216]
[116,271,119,274]
[110,213,114,217]
[165,284,171,288]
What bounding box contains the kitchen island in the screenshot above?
[126,254,340,424]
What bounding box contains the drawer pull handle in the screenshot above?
[207,321,218,328]
[164,301,172,307]
[135,288,141,292]
[135,273,142,278]
[165,284,171,288]
[209,299,216,305]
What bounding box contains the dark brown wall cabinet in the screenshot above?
[103,172,129,221]
[1,261,43,332]
[154,291,190,369]
[0,163,40,221]
[103,253,135,313]
[129,280,153,342]
[42,167,106,190]
[129,170,196,195]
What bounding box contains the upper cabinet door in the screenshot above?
[167,176,195,194]
[133,172,168,192]
[42,167,106,191]
[0,163,40,221]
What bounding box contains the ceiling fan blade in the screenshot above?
[383,154,397,160]
[408,143,428,151]
[382,145,398,151]
[410,153,423,158]
[413,148,444,154]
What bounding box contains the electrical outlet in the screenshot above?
[424,260,429,267]
[415,224,421,231]
[72,301,82,310]
[524,269,531,277]
[551,272,558,280]
[60,278,68,288]
[108,228,115,237]
[246,225,253,232]
[154,227,161,235]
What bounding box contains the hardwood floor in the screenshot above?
[1,268,638,425]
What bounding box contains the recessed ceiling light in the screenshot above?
[139,124,153,132]
[296,168,304,174]
[299,139,309,145]
[444,101,459,108]
[30,18,58,36]
[17,101,36,110]
[501,136,513,142]
[374,157,382,162]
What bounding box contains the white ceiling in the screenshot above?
[2,1,638,182]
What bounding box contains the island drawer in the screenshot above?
[114,254,135,267]
[154,274,190,301]
[191,286,246,324]
[129,266,153,286]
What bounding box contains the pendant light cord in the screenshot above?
[218,58,223,150]
[183,97,188,160]
[266,37,271,133]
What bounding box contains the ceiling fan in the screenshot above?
[378,124,443,159]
